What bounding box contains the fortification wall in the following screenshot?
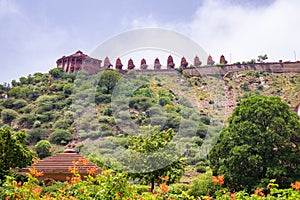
[184,62,300,76]
[98,62,300,77]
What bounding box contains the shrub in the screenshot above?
[49,129,73,145]
[159,96,171,106]
[26,128,49,144]
[33,120,42,128]
[53,120,70,129]
[18,114,35,128]
[168,183,189,195]
[188,170,215,198]
[240,81,250,91]
[35,140,51,159]
[13,99,28,109]
[1,108,18,125]
[200,116,210,125]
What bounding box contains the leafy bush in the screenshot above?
[240,81,250,91]
[1,108,18,125]
[200,116,210,125]
[49,129,73,145]
[159,96,171,106]
[35,139,51,158]
[53,120,71,129]
[26,128,49,144]
[18,114,35,128]
[129,96,154,111]
[13,99,28,109]
[188,170,215,198]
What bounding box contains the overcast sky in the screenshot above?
[0,0,299,84]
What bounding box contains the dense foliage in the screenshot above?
[209,95,300,191]
[0,67,300,198]
[0,127,34,180]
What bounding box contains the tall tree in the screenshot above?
[124,126,186,192]
[209,95,300,191]
[0,127,34,180]
[98,70,122,94]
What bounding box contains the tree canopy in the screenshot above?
[98,70,122,94]
[209,95,300,191]
[0,127,34,180]
[124,126,186,192]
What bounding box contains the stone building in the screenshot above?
[56,50,102,74]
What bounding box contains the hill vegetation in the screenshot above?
[0,67,299,199]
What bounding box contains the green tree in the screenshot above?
[0,127,34,180]
[257,54,268,62]
[49,67,64,78]
[49,129,73,145]
[125,126,186,192]
[209,95,300,192]
[26,128,49,144]
[35,140,52,159]
[98,70,122,94]
[1,109,18,125]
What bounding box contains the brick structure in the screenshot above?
[14,148,101,181]
[56,50,102,74]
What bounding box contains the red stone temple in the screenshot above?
[56,50,101,74]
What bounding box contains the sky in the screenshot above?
[0,0,299,84]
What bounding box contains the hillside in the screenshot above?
[0,68,299,166]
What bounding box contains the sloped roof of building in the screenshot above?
[14,149,101,181]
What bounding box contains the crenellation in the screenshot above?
[56,51,300,76]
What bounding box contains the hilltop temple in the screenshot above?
[56,50,102,74]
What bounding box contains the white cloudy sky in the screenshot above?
[0,0,299,83]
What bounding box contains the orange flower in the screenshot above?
[87,167,98,175]
[230,193,236,200]
[13,193,21,199]
[13,181,22,188]
[72,160,79,166]
[291,181,300,191]
[29,167,44,177]
[32,158,40,165]
[5,196,10,200]
[158,175,169,182]
[70,176,81,183]
[31,187,42,196]
[218,175,224,185]
[68,166,78,174]
[212,176,219,185]
[81,158,88,166]
[45,193,52,200]
[254,188,265,197]
[160,182,168,195]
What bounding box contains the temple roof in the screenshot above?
[56,50,92,62]
[14,149,101,181]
